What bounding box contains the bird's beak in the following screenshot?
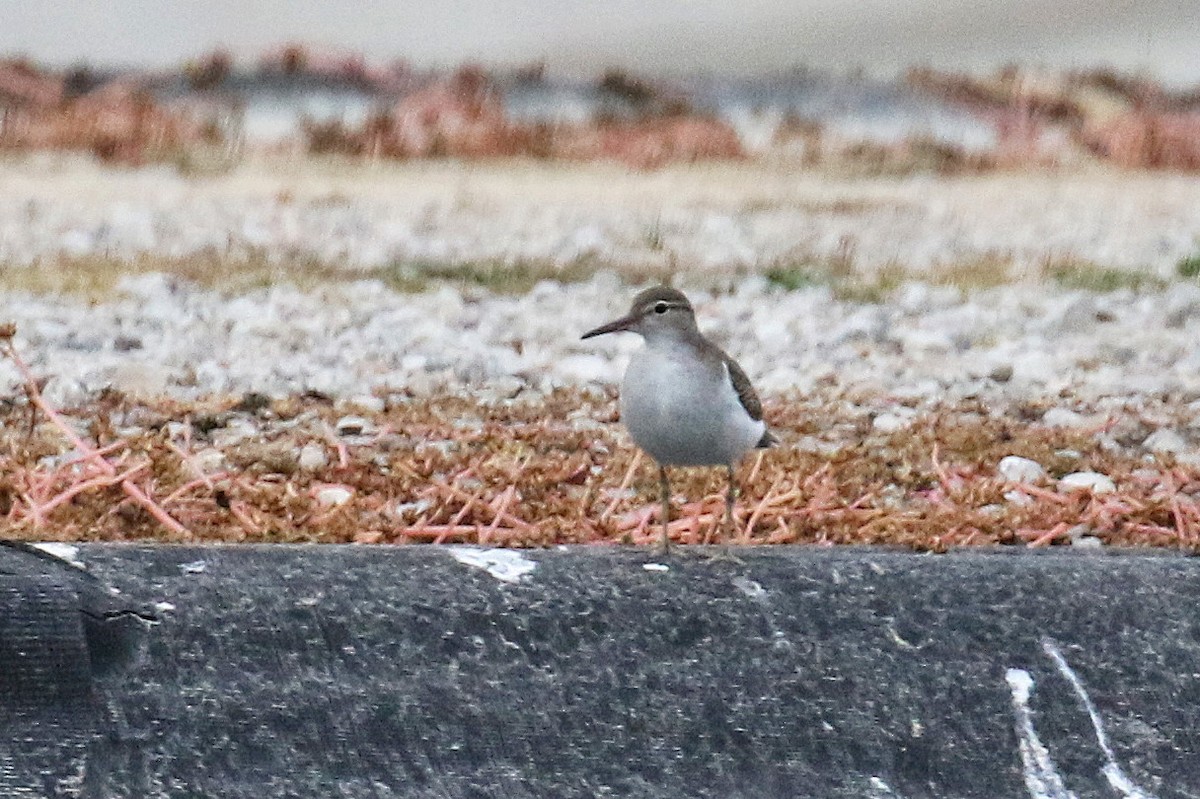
[580,312,638,340]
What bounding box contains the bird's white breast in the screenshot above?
[620,340,765,467]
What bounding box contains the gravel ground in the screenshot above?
[3,155,1200,442]
[5,157,1200,546]
[3,155,1200,274]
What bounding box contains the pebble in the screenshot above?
[1041,408,1088,428]
[1070,530,1105,548]
[1003,489,1035,507]
[335,415,372,436]
[997,456,1046,484]
[555,353,614,384]
[475,376,527,403]
[211,418,261,448]
[338,395,386,415]
[1058,472,1117,495]
[1049,296,1098,334]
[297,442,329,472]
[42,378,91,410]
[314,485,354,507]
[111,362,169,398]
[188,448,228,477]
[1143,428,1189,454]
[987,363,1014,383]
[1010,352,1059,386]
[392,498,433,519]
[871,412,913,434]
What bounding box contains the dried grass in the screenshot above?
[3,329,1198,550]
[0,251,615,301]
[763,250,1156,303]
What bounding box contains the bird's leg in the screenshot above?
[725,463,736,539]
[700,463,745,564]
[658,464,671,554]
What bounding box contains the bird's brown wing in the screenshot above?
[721,352,763,421]
[720,352,777,443]
[721,353,777,448]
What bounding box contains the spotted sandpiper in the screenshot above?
[581,286,775,552]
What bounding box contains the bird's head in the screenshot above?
[580,286,697,341]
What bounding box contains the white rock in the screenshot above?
[339,394,385,414]
[872,413,912,434]
[1003,489,1035,507]
[188,448,228,476]
[1010,352,1058,385]
[110,361,169,398]
[476,376,526,402]
[60,228,94,256]
[895,283,932,313]
[987,363,1014,383]
[1041,408,1087,428]
[335,415,373,436]
[754,317,791,346]
[1049,296,1097,333]
[889,381,941,403]
[315,485,353,507]
[211,418,260,448]
[555,353,613,383]
[392,498,433,519]
[1143,428,1188,454]
[1058,472,1116,495]
[401,354,429,371]
[164,421,190,441]
[298,442,329,472]
[830,306,888,343]
[899,329,955,353]
[42,378,91,409]
[115,272,178,302]
[997,455,1046,484]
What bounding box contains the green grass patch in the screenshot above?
[0,250,639,300]
[764,251,1014,303]
[1043,258,1165,293]
[763,265,822,292]
[377,256,605,294]
[0,251,347,300]
[763,250,1170,303]
[1177,253,1200,279]
[0,247,1175,303]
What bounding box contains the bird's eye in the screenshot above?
[654,302,669,314]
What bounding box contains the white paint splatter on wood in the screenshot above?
[31,542,84,568]
[1005,668,1079,799]
[1041,638,1160,799]
[1007,641,1163,799]
[867,775,904,798]
[449,546,537,583]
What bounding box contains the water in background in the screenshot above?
[189,72,995,151]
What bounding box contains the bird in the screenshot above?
[581,286,774,552]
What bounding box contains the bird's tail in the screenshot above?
[756,429,777,448]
